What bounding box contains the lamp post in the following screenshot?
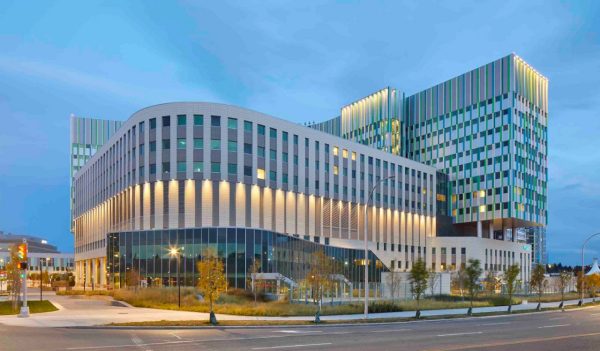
[39,258,43,301]
[364,175,395,319]
[580,232,600,304]
[169,247,182,308]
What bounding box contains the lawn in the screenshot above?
[0,300,58,315]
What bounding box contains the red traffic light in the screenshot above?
[18,262,28,270]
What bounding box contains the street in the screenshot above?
[2,306,600,351]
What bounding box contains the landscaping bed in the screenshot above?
[0,300,58,315]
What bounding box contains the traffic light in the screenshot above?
[17,243,27,261]
[18,262,28,270]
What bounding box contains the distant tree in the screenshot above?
[555,271,572,308]
[451,267,468,301]
[464,259,483,314]
[306,249,333,313]
[484,271,498,295]
[530,264,547,310]
[125,268,141,291]
[428,270,440,297]
[585,274,600,298]
[386,270,402,301]
[503,264,521,313]
[248,257,261,304]
[409,259,429,318]
[197,248,228,325]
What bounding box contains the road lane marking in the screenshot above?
[437,332,483,337]
[251,343,332,350]
[590,313,600,316]
[480,322,510,326]
[538,324,570,328]
[169,332,182,340]
[429,331,600,350]
[371,328,412,333]
[549,317,566,320]
[275,330,323,334]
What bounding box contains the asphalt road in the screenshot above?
[3,307,600,351]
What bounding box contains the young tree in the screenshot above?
[409,258,429,318]
[503,264,521,313]
[197,248,228,325]
[484,271,497,295]
[386,270,402,301]
[555,271,572,309]
[530,264,547,310]
[248,257,261,304]
[464,259,483,315]
[125,268,141,292]
[6,244,22,312]
[306,249,332,313]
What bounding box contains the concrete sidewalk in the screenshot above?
[0,292,594,328]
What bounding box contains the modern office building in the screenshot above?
[313,53,546,279]
[70,116,123,231]
[72,54,543,290]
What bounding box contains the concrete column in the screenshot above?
[489,221,494,239]
[477,220,482,238]
[100,258,107,288]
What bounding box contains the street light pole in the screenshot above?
[40,258,43,301]
[169,247,182,309]
[580,232,600,304]
[364,175,395,319]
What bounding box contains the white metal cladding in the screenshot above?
[73,102,438,269]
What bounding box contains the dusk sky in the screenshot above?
[0,1,598,264]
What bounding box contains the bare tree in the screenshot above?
[307,249,333,313]
[428,270,440,297]
[248,257,261,304]
[386,270,402,301]
[452,268,468,301]
[6,244,22,311]
[125,268,141,292]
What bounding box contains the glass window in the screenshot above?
[177,162,186,173]
[269,170,276,181]
[244,121,252,132]
[162,162,170,173]
[194,138,203,149]
[139,166,145,177]
[270,149,276,161]
[211,162,220,173]
[149,164,156,174]
[228,117,237,129]
[228,140,237,152]
[244,143,252,154]
[139,144,144,156]
[282,152,288,163]
[244,166,252,176]
[211,139,221,150]
[333,146,339,156]
[270,128,277,138]
[149,141,156,152]
[257,168,265,180]
[211,115,221,127]
[342,149,348,158]
[282,131,288,142]
[162,139,170,149]
[177,114,186,126]
[149,118,156,129]
[333,165,339,175]
[194,114,203,126]
[293,135,298,145]
[282,173,288,184]
[258,124,265,135]
[258,146,265,158]
[193,162,203,173]
[177,138,186,149]
[162,116,170,127]
[228,163,236,175]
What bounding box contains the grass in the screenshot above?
[0,300,58,315]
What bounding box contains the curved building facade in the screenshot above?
[73,102,439,289]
